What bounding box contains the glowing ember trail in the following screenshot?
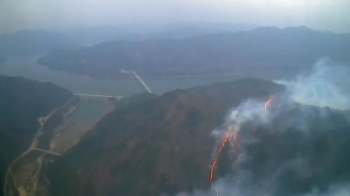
[210,161,217,182]
[265,98,273,112]
[210,126,236,195]
[210,98,273,195]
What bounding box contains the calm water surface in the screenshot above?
[0,56,294,96]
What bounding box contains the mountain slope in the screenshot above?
[48,78,350,196]
[47,78,283,196]
[0,76,73,196]
[0,29,78,57]
[37,26,350,79]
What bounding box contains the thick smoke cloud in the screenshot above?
[212,99,270,138]
[177,59,350,196]
[275,58,350,110]
[302,184,350,196]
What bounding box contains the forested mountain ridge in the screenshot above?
[37,26,350,79]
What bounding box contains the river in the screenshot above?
[0,56,295,97]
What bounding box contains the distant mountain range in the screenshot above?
[0,76,73,196]
[0,23,255,58]
[62,23,256,45]
[0,29,78,57]
[37,26,350,79]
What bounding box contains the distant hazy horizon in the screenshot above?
[1,23,348,38]
[1,0,349,34]
[0,22,258,36]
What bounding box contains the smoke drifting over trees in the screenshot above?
[275,58,350,110]
[178,59,350,196]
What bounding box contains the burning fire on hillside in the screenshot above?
[209,98,273,196]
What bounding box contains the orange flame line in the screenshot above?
[210,126,237,196]
[210,134,230,182]
[210,98,272,195]
[265,98,273,112]
[210,161,217,182]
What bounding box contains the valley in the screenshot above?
[0,75,74,196]
[2,90,117,196]
[0,76,119,196]
[3,96,76,196]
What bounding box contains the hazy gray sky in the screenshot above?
[0,0,349,34]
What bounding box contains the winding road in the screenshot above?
[3,96,76,196]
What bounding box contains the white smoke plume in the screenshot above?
[178,183,350,196]
[275,58,350,110]
[177,59,350,196]
[302,184,350,196]
[226,99,270,133]
[212,99,271,138]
